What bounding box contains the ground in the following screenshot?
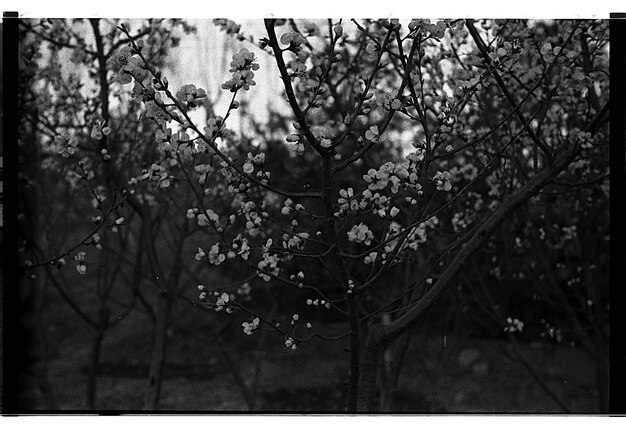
[17,293,602,413]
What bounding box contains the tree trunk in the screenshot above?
[358,326,385,411]
[379,327,413,411]
[595,354,609,412]
[346,294,360,412]
[86,306,109,410]
[34,279,59,409]
[143,289,171,409]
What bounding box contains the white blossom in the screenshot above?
[347,223,374,246]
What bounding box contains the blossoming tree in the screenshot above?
[20,18,609,411]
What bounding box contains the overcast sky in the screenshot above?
[165,20,289,130]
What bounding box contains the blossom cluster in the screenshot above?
[362,215,438,265]
[257,239,281,281]
[134,163,171,188]
[284,337,297,350]
[231,234,251,260]
[280,32,307,47]
[74,251,87,275]
[347,223,374,245]
[145,99,171,126]
[451,210,474,232]
[242,317,260,335]
[222,48,259,92]
[282,232,310,250]
[53,134,78,158]
[196,208,221,229]
[240,200,267,237]
[285,131,305,155]
[176,84,207,108]
[306,298,331,309]
[311,126,334,148]
[433,171,452,191]
[194,164,211,185]
[107,45,144,84]
[371,92,403,115]
[335,188,404,219]
[213,19,242,37]
[280,31,310,76]
[195,243,226,266]
[337,188,358,213]
[257,252,280,282]
[280,198,304,217]
[203,116,226,142]
[198,287,233,313]
[362,160,421,195]
[408,19,448,39]
[364,125,388,143]
[90,121,111,140]
[237,282,252,298]
[243,152,265,174]
[504,317,524,333]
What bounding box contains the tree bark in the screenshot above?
[86,306,109,410]
[379,264,417,411]
[358,325,385,411]
[34,279,59,409]
[596,356,609,412]
[141,217,186,410]
[379,328,413,411]
[143,289,171,409]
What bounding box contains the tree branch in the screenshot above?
[264,19,327,155]
[379,148,575,345]
[466,20,555,159]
